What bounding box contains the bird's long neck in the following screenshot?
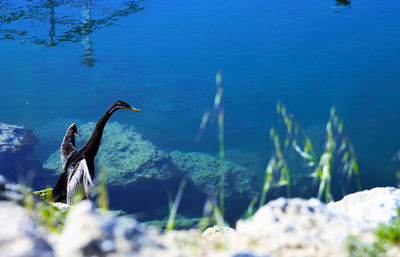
[81,105,119,159]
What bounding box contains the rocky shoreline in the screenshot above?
[1,174,400,257]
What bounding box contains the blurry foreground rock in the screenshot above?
[0,122,43,185]
[0,201,53,257]
[38,198,369,257]
[0,174,30,202]
[230,198,364,257]
[1,180,400,257]
[55,201,161,257]
[328,187,400,226]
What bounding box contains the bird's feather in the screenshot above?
[66,159,94,205]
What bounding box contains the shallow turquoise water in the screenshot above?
[1,0,400,204]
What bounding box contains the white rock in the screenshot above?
[328,187,400,226]
[233,198,364,257]
[56,200,157,257]
[0,201,53,257]
[202,225,235,241]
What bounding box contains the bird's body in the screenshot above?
[52,100,142,204]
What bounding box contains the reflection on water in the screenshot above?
[0,0,144,67]
[333,0,351,13]
[336,0,351,6]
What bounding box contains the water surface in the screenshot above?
[1,0,400,200]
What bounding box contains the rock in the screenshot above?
[45,121,180,184]
[0,122,44,186]
[230,253,273,257]
[44,121,262,221]
[223,149,267,179]
[55,200,161,257]
[232,198,366,257]
[265,175,319,201]
[328,187,400,226]
[0,175,30,202]
[0,122,37,155]
[170,151,257,221]
[202,225,235,241]
[144,214,201,230]
[148,197,368,257]
[44,121,182,219]
[0,201,53,257]
[1,182,395,257]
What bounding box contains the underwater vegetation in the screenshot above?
[195,72,362,223]
[259,102,361,207]
[196,71,226,216]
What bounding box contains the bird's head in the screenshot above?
[108,100,143,114]
[67,123,79,136]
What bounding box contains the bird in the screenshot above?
[59,123,94,204]
[52,100,142,204]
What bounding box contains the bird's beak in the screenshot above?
[125,107,143,113]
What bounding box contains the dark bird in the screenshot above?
[52,100,142,204]
[59,123,94,204]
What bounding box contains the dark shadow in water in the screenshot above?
[333,0,352,13]
[0,0,145,67]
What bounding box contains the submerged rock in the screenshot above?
[328,187,400,226]
[44,121,261,221]
[223,149,267,181]
[144,214,201,230]
[170,151,258,221]
[170,151,257,199]
[44,121,180,184]
[80,122,180,185]
[0,122,37,155]
[0,122,44,186]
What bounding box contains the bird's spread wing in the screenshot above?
[61,147,76,169]
[61,124,77,169]
[66,159,94,205]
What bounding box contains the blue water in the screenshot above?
[1,0,400,208]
